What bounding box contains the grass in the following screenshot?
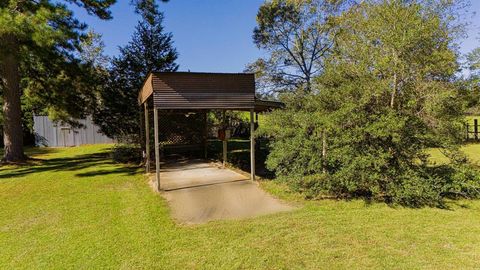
[1,145,480,269]
[427,143,480,166]
[465,115,480,125]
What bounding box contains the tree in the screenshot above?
[249,0,351,94]
[466,47,480,85]
[93,10,178,142]
[79,30,110,69]
[0,0,115,162]
[0,0,168,162]
[456,47,480,113]
[262,0,479,206]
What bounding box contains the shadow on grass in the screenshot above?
[0,146,60,161]
[75,167,138,177]
[25,147,61,157]
[0,149,138,179]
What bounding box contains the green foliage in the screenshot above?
[0,0,118,160]
[0,0,167,160]
[79,30,110,68]
[467,47,480,75]
[261,0,478,207]
[461,47,480,113]
[93,10,178,142]
[112,144,143,164]
[0,0,115,148]
[259,95,325,177]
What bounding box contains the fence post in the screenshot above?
[475,119,478,141]
[466,123,470,140]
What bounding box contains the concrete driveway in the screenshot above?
[154,159,293,224]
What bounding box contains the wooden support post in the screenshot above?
[204,110,208,159]
[255,112,261,153]
[144,103,150,173]
[153,108,161,191]
[139,106,145,150]
[222,110,227,168]
[250,109,255,181]
[475,119,478,141]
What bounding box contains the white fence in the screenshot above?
[33,115,113,147]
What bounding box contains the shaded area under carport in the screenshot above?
[158,158,248,190]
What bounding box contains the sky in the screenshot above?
[71,0,480,73]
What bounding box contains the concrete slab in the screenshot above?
[163,180,294,224]
[159,159,248,190]
[150,159,294,224]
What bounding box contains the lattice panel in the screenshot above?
[158,112,205,146]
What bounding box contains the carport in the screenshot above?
[138,72,282,191]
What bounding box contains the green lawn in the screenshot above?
[428,143,480,166]
[465,115,480,125]
[1,145,480,269]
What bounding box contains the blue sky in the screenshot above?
[71,0,479,73]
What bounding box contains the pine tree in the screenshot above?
[93,10,178,142]
[0,0,168,162]
[0,1,115,162]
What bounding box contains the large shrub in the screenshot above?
[260,1,480,207]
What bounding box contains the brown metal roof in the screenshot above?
[139,72,256,109]
[138,72,285,112]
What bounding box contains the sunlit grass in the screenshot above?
[427,143,480,166]
[1,145,480,269]
[465,115,480,125]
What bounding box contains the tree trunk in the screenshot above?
[390,71,397,108]
[322,129,327,174]
[390,50,398,109]
[1,37,25,162]
[305,75,311,93]
[139,106,145,150]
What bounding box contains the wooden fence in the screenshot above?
[466,119,480,141]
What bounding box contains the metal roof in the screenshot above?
[139,72,283,112]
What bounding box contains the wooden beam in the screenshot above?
[144,103,150,173]
[153,107,161,191]
[250,109,255,181]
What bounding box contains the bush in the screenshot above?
[441,164,480,200]
[261,90,480,207]
[111,144,142,164]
